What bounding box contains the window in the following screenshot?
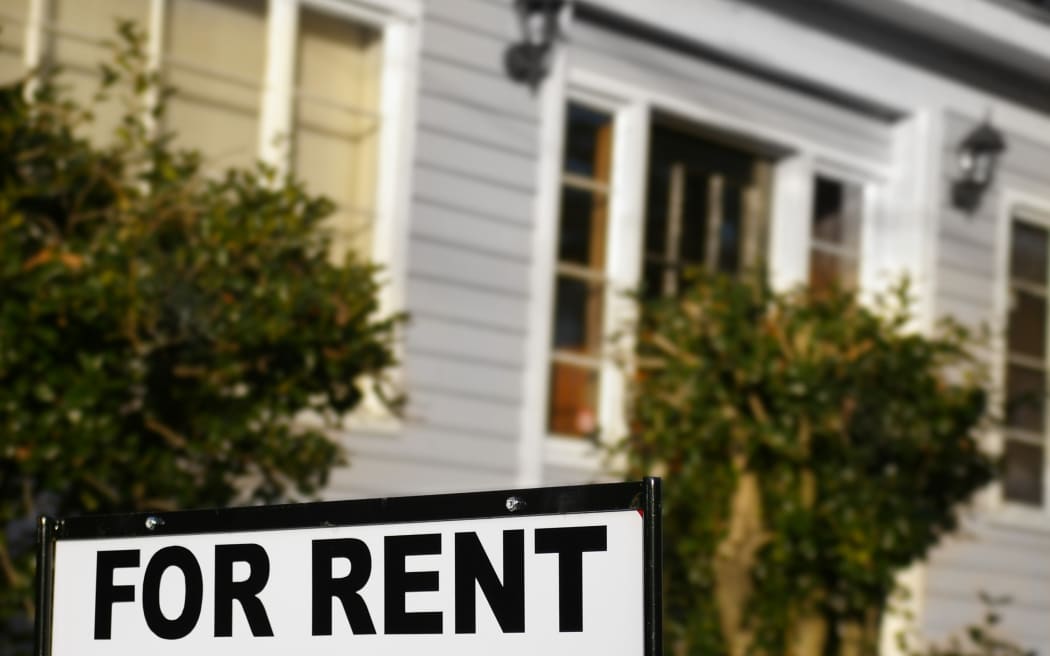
[547,104,613,438]
[643,119,770,299]
[808,175,864,292]
[1,0,391,267]
[0,0,29,83]
[163,0,267,171]
[1002,218,1049,506]
[545,105,773,439]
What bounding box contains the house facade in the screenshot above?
[3,0,1050,651]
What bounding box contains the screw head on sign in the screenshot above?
[144,516,164,531]
[505,496,525,512]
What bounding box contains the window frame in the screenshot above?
[805,160,878,294]
[542,82,649,468]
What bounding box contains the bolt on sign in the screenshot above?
[34,479,662,656]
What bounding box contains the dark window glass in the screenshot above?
[1003,440,1044,506]
[718,185,743,273]
[552,276,603,355]
[1006,363,1046,432]
[813,177,846,243]
[642,118,767,299]
[1008,290,1047,359]
[564,105,612,182]
[1010,222,1049,285]
[678,170,711,266]
[557,187,607,268]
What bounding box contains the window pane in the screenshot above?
[547,362,599,437]
[1003,439,1044,506]
[809,250,859,293]
[1008,289,1047,359]
[1006,363,1046,432]
[812,176,862,251]
[1010,221,1048,285]
[644,118,768,290]
[678,169,710,267]
[294,8,382,262]
[641,260,666,300]
[552,276,604,355]
[564,104,612,183]
[165,0,265,170]
[557,186,607,269]
[718,183,743,274]
[47,0,149,143]
[0,0,26,84]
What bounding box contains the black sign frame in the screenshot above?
[35,477,661,656]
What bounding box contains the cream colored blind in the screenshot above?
[164,0,264,171]
[0,0,26,84]
[293,7,382,263]
[45,0,148,143]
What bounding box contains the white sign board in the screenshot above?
[36,480,662,656]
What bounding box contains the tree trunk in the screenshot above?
[713,470,768,656]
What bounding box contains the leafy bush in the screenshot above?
[0,24,399,651]
[618,271,996,656]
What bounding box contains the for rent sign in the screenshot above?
[35,479,661,656]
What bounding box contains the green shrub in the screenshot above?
[0,24,399,651]
[618,271,996,656]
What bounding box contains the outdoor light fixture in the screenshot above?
[505,0,566,88]
[952,117,1006,214]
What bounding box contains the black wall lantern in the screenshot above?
[951,118,1006,214]
[505,0,567,88]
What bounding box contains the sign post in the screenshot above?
[35,478,661,656]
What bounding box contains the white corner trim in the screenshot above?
[371,10,419,322]
[258,0,299,174]
[598,97,649,462]
[517,41,571,487]
[768,154,814,292]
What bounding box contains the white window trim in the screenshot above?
[771,157,882,293]
[987,188,1050,531]
[15,0,420,431]
[526,65,894,478]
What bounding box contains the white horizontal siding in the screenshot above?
[406,278,529,332]
[410,201,533,260]
[329,0,536,499]
[923,520,1050,654]
[569,21,896,164]
[414,164,534,225]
